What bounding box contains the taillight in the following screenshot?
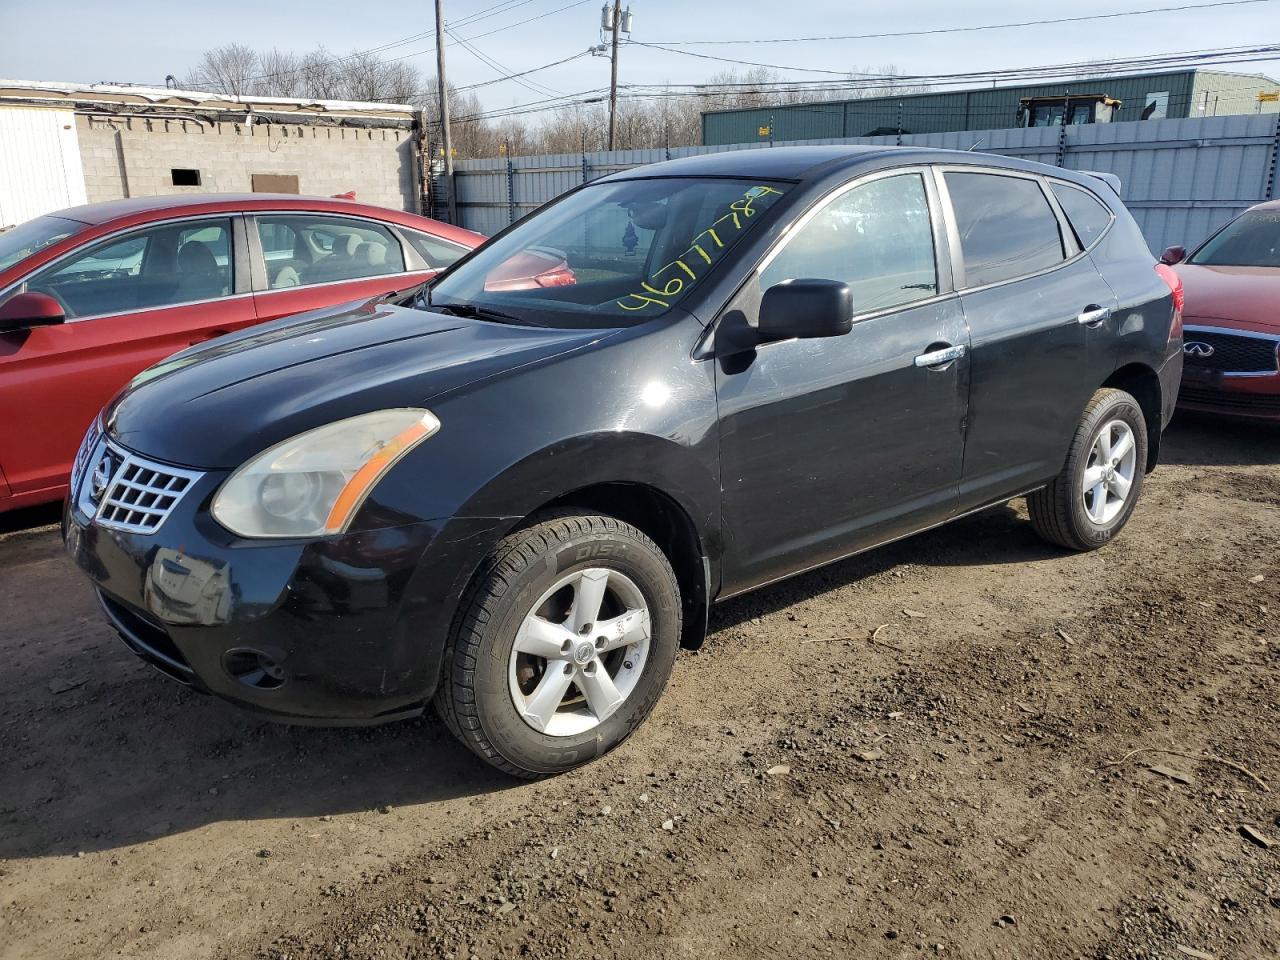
[534,267,577,288]
[1154,262,1184,341]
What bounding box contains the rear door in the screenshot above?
[249,213,433,323]
[0,215,254,501]
[715,168,970,595]
[936,168,1117,511]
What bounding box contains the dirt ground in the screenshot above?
[1,412,1276,960]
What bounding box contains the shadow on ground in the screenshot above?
[1,407,1271,859]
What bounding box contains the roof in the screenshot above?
[603,144,1120,195]
[605,145,906,181]
[36,193,485,245]
[0,78,414,122]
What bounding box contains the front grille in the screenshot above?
[1182,328,1280,375]
[1179,386,1280,414]
[97,590,194,682]
[77,439,203,535]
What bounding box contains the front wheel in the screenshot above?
[1028,387,1149,551]
[435,513,681,778]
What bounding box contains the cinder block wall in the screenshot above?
[76,115,418,212]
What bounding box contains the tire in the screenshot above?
[435,512,681,778]
[1028,387,1149,552]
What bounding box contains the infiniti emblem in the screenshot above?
[1184,341,1215,358]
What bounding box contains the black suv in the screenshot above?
[64,146,1183,777]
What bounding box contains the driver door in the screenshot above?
[0,217,254,504]
[714,169,970,595]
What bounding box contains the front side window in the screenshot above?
[759,172,937,314]
[945,172,1065,287]
[1050,182,1113,250]
[23,218,233,319]
[256,215,406,290]
[428,177,788,328]
[1189,209,1280,267]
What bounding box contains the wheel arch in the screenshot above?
[1102,362,1162,472]
[519,482,711,650]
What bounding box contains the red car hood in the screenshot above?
[1174,263,1280,330]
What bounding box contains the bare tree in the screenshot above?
[253,49,304,98]
[184,43,260,98]
[183,43,921,158]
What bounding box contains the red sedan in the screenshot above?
[0,194,485,512]
[1165,199,1280,420]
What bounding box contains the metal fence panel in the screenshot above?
[448,113,1280,253]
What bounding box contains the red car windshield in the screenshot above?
[1190,210,1280,268]
[0,215,84,273]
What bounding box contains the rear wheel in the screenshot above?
[1028,387,1148,551]
[435,513,680,778]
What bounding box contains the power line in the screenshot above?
[230,0,584,86]
[447,27,564,97]
[622,42,1280,93]
[454,50,592,92]
[643,0,1277,46]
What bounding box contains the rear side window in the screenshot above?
[404,230,470,270]
[945,172,1065,287]
[255,215,406,289]
[1051,182,1113,250]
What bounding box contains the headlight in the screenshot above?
[211,409,440,538]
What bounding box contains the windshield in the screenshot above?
[1190,209,1280,267]
[429,177,787,327]
[0,216,84,272]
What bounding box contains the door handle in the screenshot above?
[914,343,966,368]
[1077,305,1110,326]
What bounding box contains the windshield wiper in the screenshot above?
[435,303,538,326]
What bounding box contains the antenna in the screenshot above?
[966,136,987,152]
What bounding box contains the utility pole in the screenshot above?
[434,0,456,223]
[607,0,621,151]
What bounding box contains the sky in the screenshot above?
[1,0,1278,117]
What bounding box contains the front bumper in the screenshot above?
[1177,369,1280,421]
[63,458,510,724]
[1177,323,1280,421]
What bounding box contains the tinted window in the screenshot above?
[404,229,470,270]
[1189,210,1280,267]
[1051,182,1112,249]
[945,172,1065,286]
[255,215,406,289]
[24,218,233,319]
[760,173,937,313]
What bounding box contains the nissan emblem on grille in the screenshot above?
[90,449,117,502]
[78,439,205,535]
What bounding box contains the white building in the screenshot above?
[0,79,423,228]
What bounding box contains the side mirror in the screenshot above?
[1159,245,1187,265]
[0,292,65,333]
[758,279,853,341]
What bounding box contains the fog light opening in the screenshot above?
[223,648,287,690]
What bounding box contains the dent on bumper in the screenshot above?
[64,501,513,723]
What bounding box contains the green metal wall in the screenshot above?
[699,70,1275,144]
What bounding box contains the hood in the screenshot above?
[1174,263,1280,330]
[106,297,609,468]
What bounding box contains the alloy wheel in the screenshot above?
[1081,418,1137,525]
[507,567,651,737]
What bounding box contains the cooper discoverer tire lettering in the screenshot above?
[435,512,681,778]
